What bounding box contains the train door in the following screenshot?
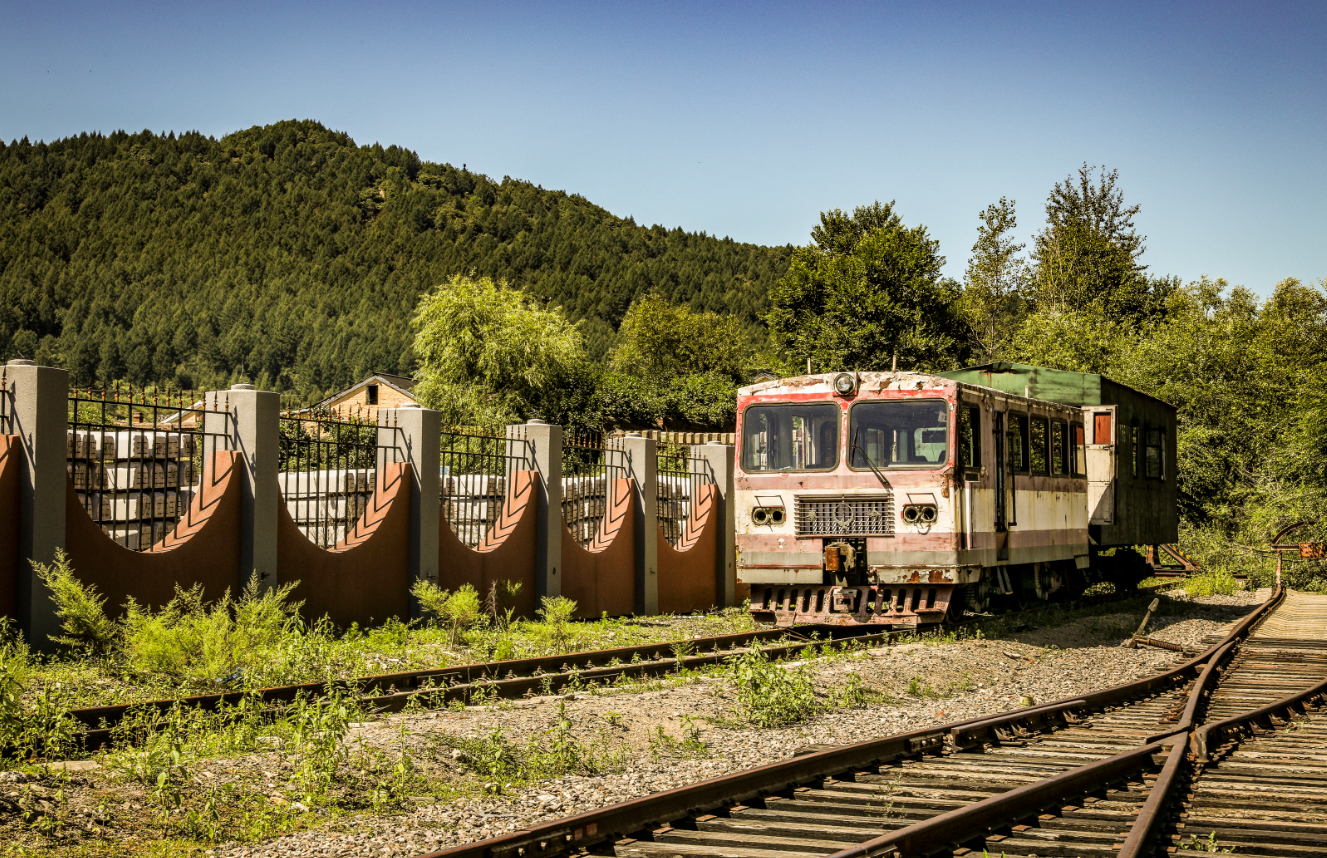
[993,410,1010,562]
[993,411,1007,529]
[1087,406,1117,525]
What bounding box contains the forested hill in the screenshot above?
[0,119,792,398]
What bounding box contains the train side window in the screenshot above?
[1029,417,1049,474]
[1131,421,1139,479]
[1051,421,1067,475]
[958,405,981,471]
[1006,413,1028,473]
[1071,423,1086,475]
[1145,427,1164,479]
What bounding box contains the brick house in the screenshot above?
[317,372,418,422]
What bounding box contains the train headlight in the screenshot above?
[832,372,858,397]
[770,508,785,525]
[752,507,769,525]
[902,504,938,524]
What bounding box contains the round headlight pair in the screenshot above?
[751,507,786,526]
[902,504,938,524]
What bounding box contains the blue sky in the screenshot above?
[3,1,1323,293]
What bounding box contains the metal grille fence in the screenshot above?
[0,368,11,435]
[67,383,234,551]
[795,494,896,537]
[562,431,626,548]
[278,406,402,549]
[439,426,532,547]
[657,444,714,547]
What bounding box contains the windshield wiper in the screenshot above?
[850,427,891,489]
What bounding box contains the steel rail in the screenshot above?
[57,581,1178,753]
[824,739,1177,858]
[417,585,1281,858]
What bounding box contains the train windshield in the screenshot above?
[742,404,840,471]
[849,400,949,469]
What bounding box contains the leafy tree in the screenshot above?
[765,201,966,373]
[1029,164,1172,324]
[609,292,750,382]
[959,198,1029,362]
[412,274,589,426]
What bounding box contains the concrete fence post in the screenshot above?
[207,384,280,592]
[519,420,562,601]
[697,441,736,608]
[8,360,67,650]
[382,404,440,618]
[620,433,658,615]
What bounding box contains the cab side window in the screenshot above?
[958,405,981,472]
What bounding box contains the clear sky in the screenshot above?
[3,1,1323,293]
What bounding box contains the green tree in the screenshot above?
[959,197,1029,362]
[412,274,589,425]
[609,292,750,382]
[765,201,966,373]
[1028,164,1172,323]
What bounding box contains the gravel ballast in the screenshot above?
[0,592,1264,858]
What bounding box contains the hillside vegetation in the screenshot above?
[0,119,790,398]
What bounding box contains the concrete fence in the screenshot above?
[0,363,736,649]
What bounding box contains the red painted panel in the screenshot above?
[64,451,243,616]
[436,471,538,620]
[0,437,20,620]
[658,484,718,614]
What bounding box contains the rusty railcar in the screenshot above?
[736,364,1177,628]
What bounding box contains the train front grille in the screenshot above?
[794,494,894,536]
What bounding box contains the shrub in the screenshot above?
[411,581,483,645]
[121,574,302,688]
[1183,570,1241,598]
[33,550,117,655]
[729,646,819,727]
[535,595,578,653]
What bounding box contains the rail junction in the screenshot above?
[422,585,1327,858]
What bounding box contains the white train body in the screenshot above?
[736,370,1102,628]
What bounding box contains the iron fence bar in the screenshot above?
[0,368,10,435]
[66,381,232,552]
[560,431,627,548]
[656,443,715,547]
[439,426,531,548]
[278,404,384,550]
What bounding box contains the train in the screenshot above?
[735,362,1178,629]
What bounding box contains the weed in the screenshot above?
[830,672,878,709]
[1183,571,1241,598]
[602,710,624,728]
[670,639,696,667]
[287,686,356,804]
[536,596,578,653]
[33,550,117,655]
[1180,831,1233,852]
[412,580,483,646]
[729,646,819,727]
[905,676,943,699]
[648,717,709,760]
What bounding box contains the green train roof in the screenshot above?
[936,362,1170,410]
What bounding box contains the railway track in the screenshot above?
[54,584,1172,754]
[419,584,1327,858]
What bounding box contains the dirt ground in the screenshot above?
[0,590,1265,858]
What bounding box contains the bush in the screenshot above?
[121,574,302,688]
[33,549,117,655]
[411,581,483,646]
[728,646,819,727]
[1183,571,1241,598]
